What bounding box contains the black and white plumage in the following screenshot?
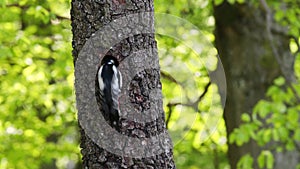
[98,55,122,127]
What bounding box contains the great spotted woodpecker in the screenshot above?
[98,55,122,127]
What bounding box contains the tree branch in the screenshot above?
[195,81,212,105]
[165,81,211,128]
[161,70,182,86]
[290,35,300,57]
[165,104,173,129]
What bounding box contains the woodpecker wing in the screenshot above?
[100,64,114,106]
[111,65,121,111]
[98,66,104,91]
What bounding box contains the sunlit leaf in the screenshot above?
[237,154,253,169]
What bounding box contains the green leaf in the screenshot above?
[266,85,283,102]
[241,113,251,122]
[271,102,286,114]
[236,0,245,3]
[0,0,6,7]
[274,10,285,22]
[237,154,253,169]
[258,151,274,169]
[294,128,300,141]
[277,127,289,141]
[253,100,271,118]
[229,127,250,146]
[286,140,295,151]
[287,108,299,128]
[229,131,236,144]
[257,151,265,168]
[290,26,299,37]
[214,0,224,6]
[227,0,236,5]
[272,129,280,141]
[257,130,267,146]
[262,129,272,144]
[266,151,274,169]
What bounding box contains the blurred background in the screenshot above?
[0,0,299,169]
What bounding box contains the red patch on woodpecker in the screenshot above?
[112,0,126,5]
[136,95,143,102]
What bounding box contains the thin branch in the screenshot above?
[290,35,300,57]
[6,3,28,9]
[195,81,212,104]
[55,15,70,21]
[161,73,212,128]
[166,81,211,113]
[160,70,182,86]
[165,104,173,129]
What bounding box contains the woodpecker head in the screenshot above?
[98,55,122,95]
[101,55,119,67]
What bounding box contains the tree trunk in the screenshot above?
[214,2,298,169]
[71,0,175,168]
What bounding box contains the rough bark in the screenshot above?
[71,0,175,168]
[214,2,298,169]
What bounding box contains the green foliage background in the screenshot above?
[227,1,300,168]
[0,0,78,168]
[155,1,228,168]
[0,0,299,169]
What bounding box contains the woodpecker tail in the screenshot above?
[109,107,120,130]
